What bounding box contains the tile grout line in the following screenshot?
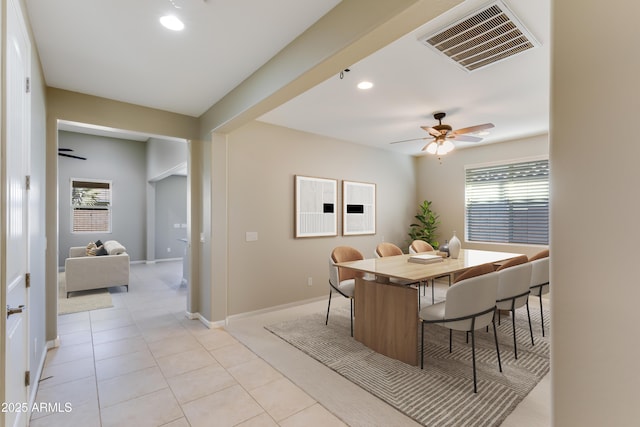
[89,309,104,427]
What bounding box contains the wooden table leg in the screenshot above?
[354,277,418,365]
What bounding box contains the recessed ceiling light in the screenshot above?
[357,81,373,90]
[160,15,184,31]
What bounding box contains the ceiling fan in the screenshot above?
[391,112,494,155]
[58,148,87,160]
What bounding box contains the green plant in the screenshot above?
[408,200,440,249]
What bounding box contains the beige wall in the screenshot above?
[416,134,549,258]
[223,121,417,316]
[551,1,640,424]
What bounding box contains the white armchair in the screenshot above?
[64,240,130,297]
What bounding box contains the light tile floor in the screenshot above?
[32,261,550,426]
[31,261,346,427]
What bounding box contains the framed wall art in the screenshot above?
[343,180,376,235]
[294,175,337,238]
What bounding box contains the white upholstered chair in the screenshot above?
[375,242,421,302]
[409,239,451,303]
[419,267,502,393]
[495,255,534,359]
[326,246,364,337]
[375,242,413,285]
[529,250,550,336]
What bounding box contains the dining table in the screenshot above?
[336,248,523,365]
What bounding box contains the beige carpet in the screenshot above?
[266,302,550,427]
[58,272,113,315]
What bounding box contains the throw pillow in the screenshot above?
[86,242,97,256]
[95,239,103,247]
[95,245,108,256]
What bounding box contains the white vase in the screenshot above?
[449,231,461,259]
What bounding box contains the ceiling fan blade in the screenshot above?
[58,152,87,160]
[58,148,74,152]
[389,137,428,145]
[420,126,442,138]
[452,123,494,135]
[451,134,483,142]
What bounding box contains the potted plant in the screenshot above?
[408,200,440,249]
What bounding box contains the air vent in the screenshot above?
[418,1,538,72]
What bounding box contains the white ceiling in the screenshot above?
[25,0,549,155]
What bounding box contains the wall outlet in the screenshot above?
[307,277,313,286]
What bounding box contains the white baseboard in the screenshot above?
[184,311,225,329]
[225,295,327,323]
[145,257,182,264]
[28,343,49,411]
[47,337,60,349]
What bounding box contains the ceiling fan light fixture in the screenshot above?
[424,141,438,154]
[441,139,455,153]
[160,15,184,31]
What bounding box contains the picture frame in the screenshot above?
[294,175,338,238]
[343,180,376,235]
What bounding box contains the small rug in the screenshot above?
[58,272,113,315]
[266,298,549,427]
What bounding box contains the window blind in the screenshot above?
[71,180,111,233]
[465,159,549,245]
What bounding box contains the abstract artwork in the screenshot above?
[295,175,337,238]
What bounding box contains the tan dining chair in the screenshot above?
[410,239,452,303]
[375,242,404,257]
[529,250,550,336]
[495,255,534,359]
[419,269,502,393]
[454,262,495,284]
[326,246,364,337]
[409,239,434,253]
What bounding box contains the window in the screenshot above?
[71,179,112,233]
[465,158,549,245]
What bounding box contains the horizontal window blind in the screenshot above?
[465,159,549,245]
[73,208,110,232]
[71,179,111,233]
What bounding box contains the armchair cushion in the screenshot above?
[104,240,126,255]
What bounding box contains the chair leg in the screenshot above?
[526,300,534,346]
[431,279,435,303]
[420,322,425,369]
[449,329,453,353]
[471,329,478,393]
[511,308,518,359]
[492,317,502,372]
[350,298,353,337]
[539,296,545,337]
[325,289,332,325]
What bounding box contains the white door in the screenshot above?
[3,0,31,425]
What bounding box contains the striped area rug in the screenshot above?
[266,295,549,427]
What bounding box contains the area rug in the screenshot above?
[58,272,113,315]
[266,300,549,427]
